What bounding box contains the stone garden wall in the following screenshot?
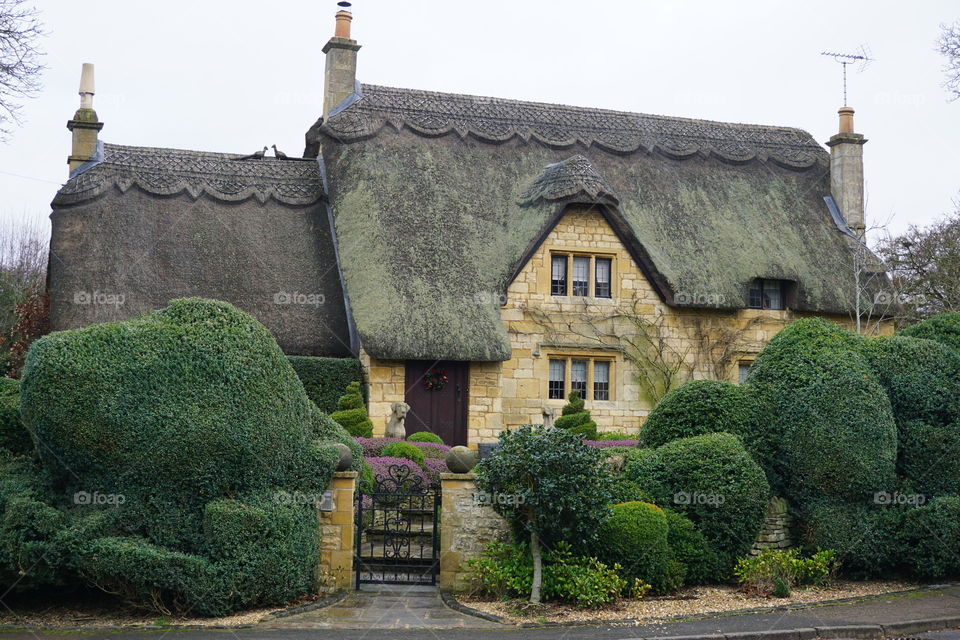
[750,496,795,555]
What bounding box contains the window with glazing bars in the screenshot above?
[551,255,567,296]
[748,279,785,310]
[571,360,587,399]
[593,360,610,400]
[572,257,589,296]
[548,359,565,399]
[595,258,612,298]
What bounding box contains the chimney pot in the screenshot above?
[838,106,855,134]
[334,9,352,39]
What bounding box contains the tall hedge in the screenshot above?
[899,312,960,354]
[14,298,356,614]
[287,355,364,413]
[0,379,31,456]
[639,380,757,450]
[626,432,769,579]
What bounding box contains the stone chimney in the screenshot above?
[66,63,104,175]
[322,2,360,120]
[826,107,867,236]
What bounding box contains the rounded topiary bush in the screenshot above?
[744,317,864,490]
[639,380,757,449]
[16,298,359,614]
[626,432,769,578]
[595,501,675,593]
[778,363,896,504]
[897,496,960,580]
[859,336,960,427]
[663,508,716,585]
[381,441,425,465]
[899,312,960,354]
[408,431,444,444]
[329,381,373,438]
[798,499,903,579]
[553,391,597,439]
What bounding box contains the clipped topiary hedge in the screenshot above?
[595,501,676,594]
[330,381,374,438]
[626,433,769,579]
[899,312,960,354]
[663,508,716,585]
[859,336,960,427]
[639,380,757,449]
[798,499,903,579]
[407,431,444,444]
[554,391,597,439]
[896,419,960,497]
[380,441,425,465]
[14,298,358,615]
[287,355,363,413]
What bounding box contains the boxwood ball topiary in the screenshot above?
[596,501,675,594]
[380,441,425,465]
[445,445,477,473]
[626,432,769,579]
[16,298,360,614]
[408,431,444,444]
[899,312,960,354]
[639,380,757,449]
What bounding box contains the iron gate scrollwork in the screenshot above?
[355,464,440,586]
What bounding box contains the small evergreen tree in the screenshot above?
[553,391,597,439]
[329,381,374,438]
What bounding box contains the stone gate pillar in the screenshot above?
[317,470,357,593]
[439,472,509,592]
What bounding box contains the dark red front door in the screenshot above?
[404,361,469,446]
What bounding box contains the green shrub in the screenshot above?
[594,431,636,441]
[467,541,627,607]
[745,317,864,490]
[896,496,960,579]
[779,365,896,504]
[734,548,838,597]
[859,336,960,427]
[605,472,653,506]
[595,501,676,594]
[475,425,611,553]
[663,508,716,585]
[330,381,374,437]
[554,392,598,440]
[899,312,960,354]
[287,356,363,413]
[380,441,425,465]
[407,431,444,444]
[0,379,31,456]
[896,419,960,496]
[798,500,903,578]
[639,380,757,449]
[16,298,355,614]
[626,433,769,579]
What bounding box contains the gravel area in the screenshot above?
[0,592,320,628]
[458,580,916,624]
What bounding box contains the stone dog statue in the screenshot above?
[385,401,410,439]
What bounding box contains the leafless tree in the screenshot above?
[938,20,960,100]
[0,0,44,139]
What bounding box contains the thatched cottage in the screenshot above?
[48,7,888,446]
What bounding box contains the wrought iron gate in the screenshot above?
[355,464,440,587]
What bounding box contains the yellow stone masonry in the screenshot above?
[361,205,891,446]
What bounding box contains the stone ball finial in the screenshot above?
[446,445,478,474]
[334,442,353,471]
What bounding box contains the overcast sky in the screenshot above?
[0,1,956,237]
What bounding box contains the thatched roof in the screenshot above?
[49,144,353,357]
[307,84,868,362]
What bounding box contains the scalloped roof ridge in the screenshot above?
[319,84,827,169]
[53,143,324,206]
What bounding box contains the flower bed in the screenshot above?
[585,439,639,448]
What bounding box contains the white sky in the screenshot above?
[0,0,957,236]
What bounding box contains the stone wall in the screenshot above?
[439,473,510,592]
[316,471,357,593]
[750,496,795,555]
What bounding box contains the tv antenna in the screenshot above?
[821,45,874,105]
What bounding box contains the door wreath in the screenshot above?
[422,368,449,391]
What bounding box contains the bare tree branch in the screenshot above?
[938,20,960,101]
[0,0,45,140]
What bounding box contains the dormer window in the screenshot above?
[550,252,615,298]
[748,279,785,310]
